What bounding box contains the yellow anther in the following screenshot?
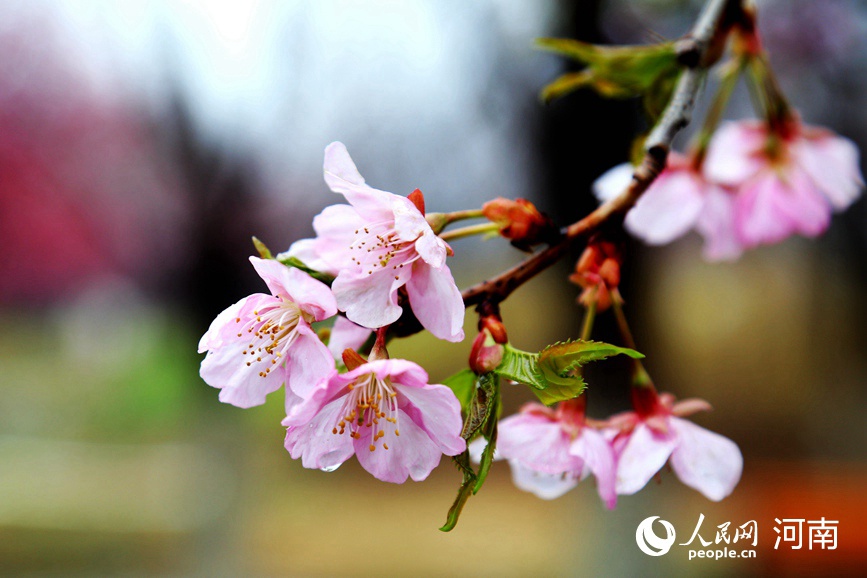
[369,444,376,452]
[395,430,400,436]
[332,427,338,435]
[383,443,389,450]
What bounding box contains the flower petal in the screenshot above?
[669,417,743,501]
[354,409,443,483]
[279,238,331,273]
[593,163,633,203]
[332,268,404,329]
[624,169,704,244]
[735,168,831,246]
[282,204,366,275]
[250,257,337,320]
[497,413,579,475]
[396,383,466,456]
[468,437,501,463]
[200,332,285,408]
[323,142,395,222]
[284,397,355,470]
[352,358,430,387]
[615,423,677,495]
[794,132,864,210]
[405,262,465,342]
[571,428,617,509]
[327,316,373,360]
[285,323,336,399]
[509,461,579,500]
[703,121,767,185]
[198,296,249,353]
[695,185,743,261]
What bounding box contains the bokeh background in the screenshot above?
[1,0,865,576]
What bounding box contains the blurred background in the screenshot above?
[1,0,865,576]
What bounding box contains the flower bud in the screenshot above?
[569,240,622,312]
[479,315,508,344]
[482,197,553,248]
[469,329,504,374]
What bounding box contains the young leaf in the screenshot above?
[537,339,644,385]
[440,451,476,532]
[461,372,497,441]
[494,340,644,406]
[473,374,499,494]
[537,38,679,103]
[494,344,547,391]
[251,236,273,259]
[276,255,336,285]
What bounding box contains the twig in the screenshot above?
[462,0,741,309]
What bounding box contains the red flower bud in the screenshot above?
[469,329,504,374]
[480,315,509,344]
[482,197,552,247]
[570,240,622,312]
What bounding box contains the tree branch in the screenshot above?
[462,0,741,309]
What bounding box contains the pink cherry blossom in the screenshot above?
[604,389,742,501]
[593,153,742,261]
[282,357,465,483]
[704,119,864,248]
[489,399,616,506]
[198,257,337,408]
[283,142,465,342]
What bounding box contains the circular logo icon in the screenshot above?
[636,516,677,556]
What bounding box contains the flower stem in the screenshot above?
[580,288,597,341]
[439,222,501,242]
[445,208,485,224]
[692,57,744,167]
[611,289,653,388]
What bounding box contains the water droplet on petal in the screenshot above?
[320,463,341,473]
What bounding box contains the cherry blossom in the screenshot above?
[604,388,742,501]
[283,142,465,342]
[593,153,742,261]
[487,398,616,506]
[198,257,336,408]
[703,119,864,248]
[282,357,465,483]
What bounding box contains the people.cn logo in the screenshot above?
[636,516,677,556]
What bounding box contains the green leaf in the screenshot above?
[538,339,644,386]
[494,344,547,391]
[442,369,476,413]
[440,372,501,531]
[277,255,335,285]
[251,236,273,259]
[643,68,681,122]
[440,451,476,532]
[494,340,643,406]
[461,372,498,441]
[473,374,499,494]
[536,37,679,103]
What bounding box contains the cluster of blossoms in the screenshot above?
[475,387,742,507]
[594,119,864,260]
[198,143,466,483]
[197,2,864,530]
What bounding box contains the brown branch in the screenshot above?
[462,0,741,309]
